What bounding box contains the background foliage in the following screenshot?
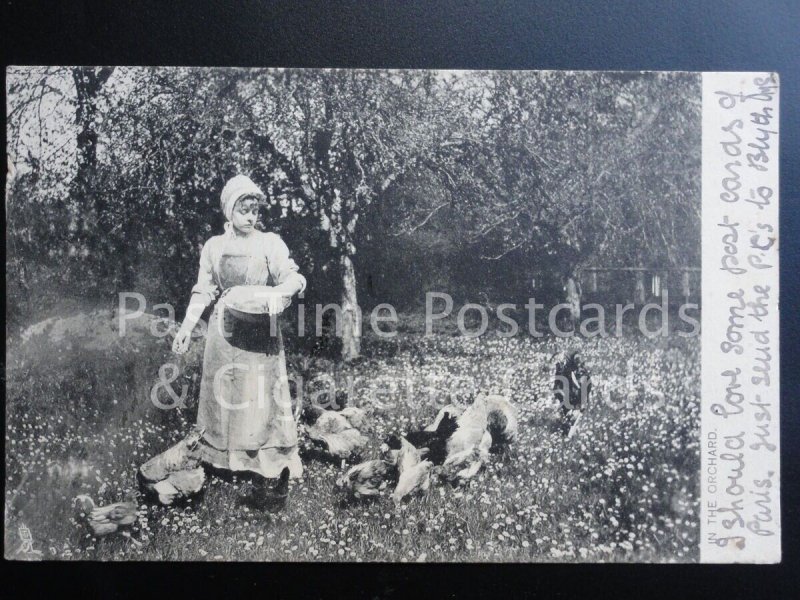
[6,68,700,328]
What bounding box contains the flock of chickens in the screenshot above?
[73,426,209,536]
[73,393,519,537]
[313,393,520,504]
[70,349,590,538]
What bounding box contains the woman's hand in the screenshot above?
[265,293,289,315]
[172,327,192,355]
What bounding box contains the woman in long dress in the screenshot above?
[172,175,306,481]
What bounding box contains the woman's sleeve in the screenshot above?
[190,240,220,305]
[267,233,307,295]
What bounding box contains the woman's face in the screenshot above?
[230,196,260,233]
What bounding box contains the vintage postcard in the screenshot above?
[5,68,779,562]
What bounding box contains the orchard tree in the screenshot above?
[6,66,118,304]
[227,69,485,360]
[392,70,701,303]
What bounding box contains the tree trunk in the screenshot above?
[71,67,114,220]
[340,254,361,361]
[634,271,646,304]
[565,275,581,330]
[70,67,117,291]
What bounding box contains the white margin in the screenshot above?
[700,72,780,563]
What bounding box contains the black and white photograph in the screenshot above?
[4,66,777,563]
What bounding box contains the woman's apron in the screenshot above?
[195,244,302,478]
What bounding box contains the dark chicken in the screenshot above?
[382,412,457,465]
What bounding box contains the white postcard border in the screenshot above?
[700,71,780,563]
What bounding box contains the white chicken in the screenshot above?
[303,404,370,459]
[391,460,433,504]
[138,426,206,505]
[389,436,433,504]
[305,406,353,434]
[151,466,206,506]
[443,394,519,461]
[446,394,490,456]
[139,426,203,482]
[396,436,428,473]
[305,426,368,459]
[439,430,492,485]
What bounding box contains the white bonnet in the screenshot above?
[220,175,265,221]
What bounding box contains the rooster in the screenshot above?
[74,495,138,537]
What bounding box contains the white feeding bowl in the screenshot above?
[221,285,291,319]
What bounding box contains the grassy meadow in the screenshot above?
[5,308,700,562]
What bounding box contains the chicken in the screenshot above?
[424,404,465,432]
[382,412,457,465]
[336,459,394,499]
[485,395,519,449]
[389,437,433,504]
[304,405,352,433]
[439,430,492,485]
[238,467,291,512]
[304,423,368,460]
[379,444,401,468]
[303,404,370,460]
[446,394,490,456]
[74,495,138,537]
[150,466,206,506]
[138,426,204,483]
[396,436,428,474]
[338,406,372,431]
[138,426,207,505]
[391,460,433,504]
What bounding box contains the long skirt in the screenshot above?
[195,304,302,478]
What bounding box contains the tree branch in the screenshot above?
[391,201,450,237]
